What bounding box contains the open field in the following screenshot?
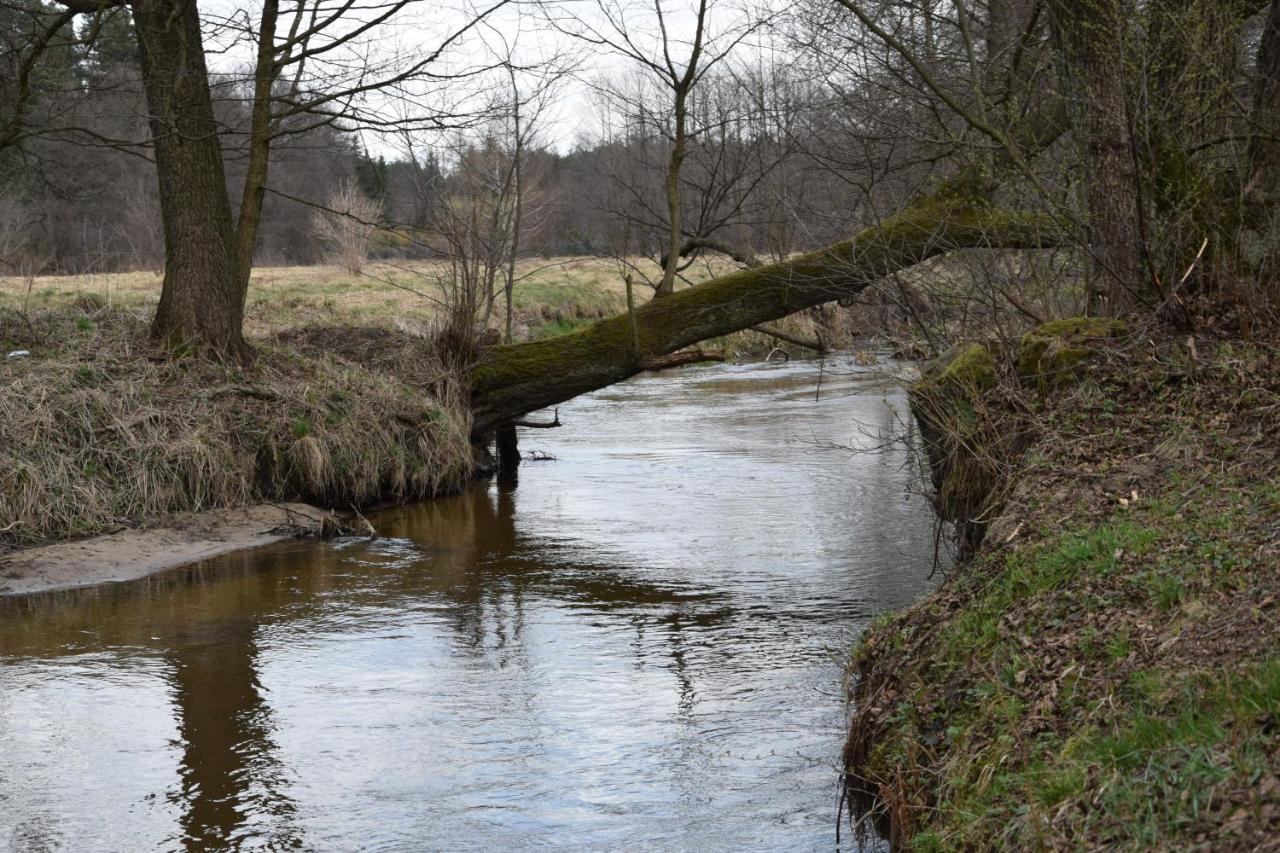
[0,254,864,357]
[0,257,733,341]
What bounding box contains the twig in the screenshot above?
[349,504,378,539]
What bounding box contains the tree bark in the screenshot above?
[1046,0,1146,313]
[234,0,279,288]
[133,0,248,359]
[985,0,1035,63]
[1248,0,1280,208]
[495,424,519,479]
[470,194,1061,433]
[656,88,688,298]
[984,0,1037,103]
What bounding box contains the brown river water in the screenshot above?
[0,357,938,852]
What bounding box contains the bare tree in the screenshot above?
[799,0,1279,328]
[312,180,380,274]
[3,0,512,359]
[554,0,767,296]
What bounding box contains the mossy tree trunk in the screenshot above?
[1145,0,1255,299]
[470,195,1060,433]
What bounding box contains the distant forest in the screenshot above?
[0,6,891,276]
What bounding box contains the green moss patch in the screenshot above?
[1017,317,1127,392]
[908,342,1018,556]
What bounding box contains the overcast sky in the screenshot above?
[200,0,786,156]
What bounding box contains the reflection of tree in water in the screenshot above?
[162,577,305,851]
[384,480,739,718]
[392,481,735,676]
[2,480,741,848]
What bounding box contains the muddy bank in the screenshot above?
[0,503,327,596]
[845,326,1280,849]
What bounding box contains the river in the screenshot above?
[0,357,938,852]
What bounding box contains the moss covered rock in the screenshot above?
[910,343,1007,557]
[1018,317,1126,393]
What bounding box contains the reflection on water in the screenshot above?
[0,357,938,852]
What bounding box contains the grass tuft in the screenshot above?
[0,309,475,551]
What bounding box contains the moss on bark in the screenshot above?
[910,343,1008,558]
[907,318,1129,559]
[471,198,1061,433]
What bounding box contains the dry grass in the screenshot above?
[0,257,656,339]
[0,254,863,553]
[0,308,474,553]
[0,255,869,355]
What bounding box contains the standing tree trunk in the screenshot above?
[1047,0,1146,314]
[985,0,1033,62]
[504,69,524,344]
[1145,0,1252,298]
[234,0,279,290]
[1245,0,1280,319]
[657,88,688,298]
[132,0,248,359]
[1248,0,1280,209]
[984,0,1037,101]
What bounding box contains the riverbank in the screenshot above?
[0,502,328,596]
[1,309,474,557]
[0,352,934,850]
[844,328,1280,848]
[0,263,858,590]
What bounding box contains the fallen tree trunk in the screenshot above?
[471,193,1062,433]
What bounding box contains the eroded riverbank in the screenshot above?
[843,332,1280,849]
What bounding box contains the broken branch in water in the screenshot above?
[514,408,562,429]
[640,348,726,371]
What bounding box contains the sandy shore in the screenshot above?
[0,503,328,596]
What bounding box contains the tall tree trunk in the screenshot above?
[1146,0,1251,296]
[985,0,1033,62]
[132,0,248,359]
[984,0,1036,102]
[1248,0,1280,208]
[504,77,523,345]
[234,0,279,288]
[657,88,688,298]
[1047,0,1146,314]
[1246,0,1280,316]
